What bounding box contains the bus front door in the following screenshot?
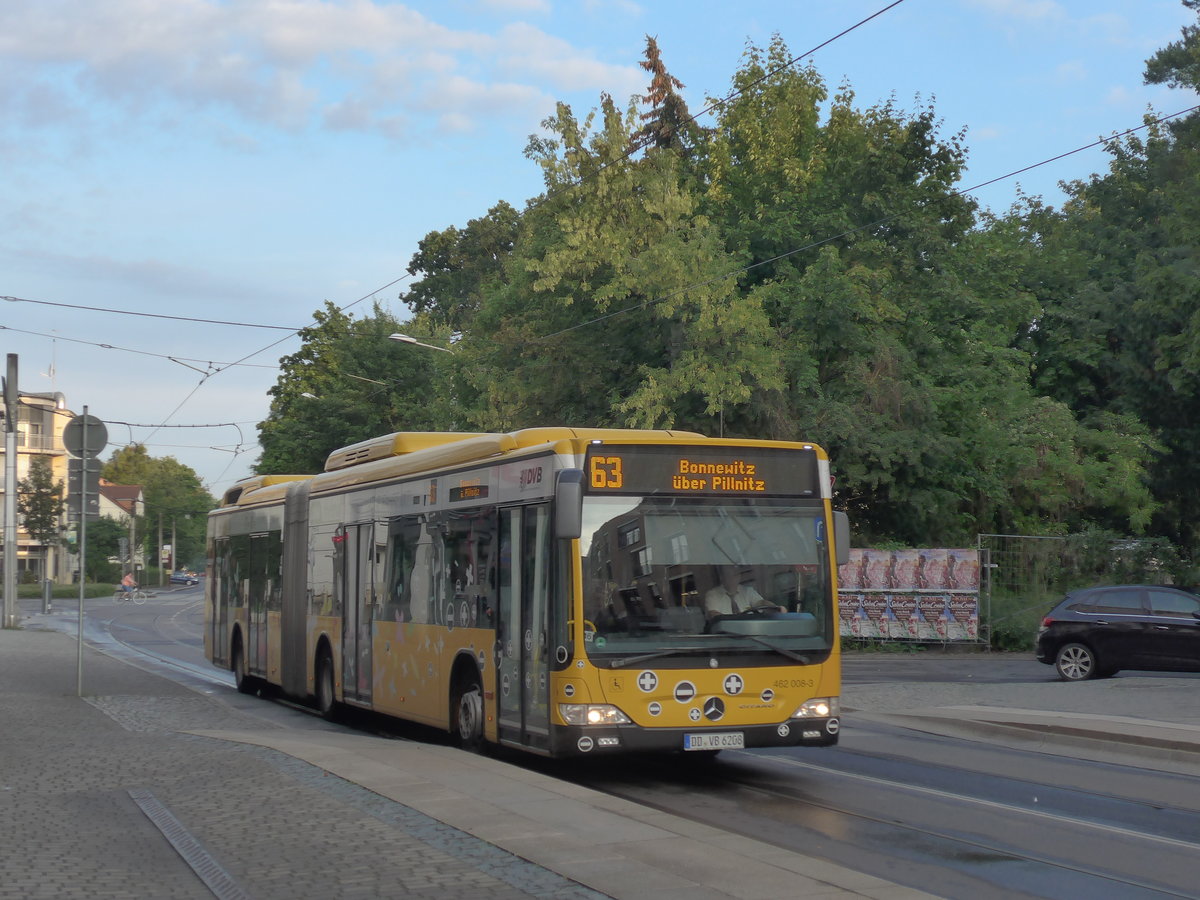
[497,504,551,752]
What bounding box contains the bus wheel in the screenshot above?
[232,640,255,695]
[316,650,337,720]
[453,676,484,752]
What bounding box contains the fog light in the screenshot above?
[559,703,632,726]
[792,697,839,719]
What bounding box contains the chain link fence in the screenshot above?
[978,531,1191,649]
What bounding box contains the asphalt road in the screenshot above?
[21,589,1200,899]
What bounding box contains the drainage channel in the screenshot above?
[128,788,252,900]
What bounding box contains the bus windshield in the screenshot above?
[579,496,835,665]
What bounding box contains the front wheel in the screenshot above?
[132,590,147,606]
[1055,642,1097,682]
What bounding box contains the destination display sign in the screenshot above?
[584,444,818,497]
[449,484,489,503]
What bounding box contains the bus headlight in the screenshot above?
[558,704,632,726]
[792,697,839,719]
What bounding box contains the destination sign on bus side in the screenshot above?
[585,445,817,497]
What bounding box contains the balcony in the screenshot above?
[16,432,62,453]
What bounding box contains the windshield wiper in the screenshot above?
[605,635,810,668]
[607,646,711,668]
[725,633,811,665]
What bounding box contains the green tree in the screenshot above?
[1144,0,1200,91]
[351,32,1169,551]
[460,89,780,434]
[17,456,64,578]
[403,202,520,334]
[102,444,214,569]
[693,36,1157,543]
[257,302,452,474]
[1018,1,1200,550]
[82,517,128,585]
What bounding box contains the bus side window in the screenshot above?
[408,522,436,624]
[386,518,420,623]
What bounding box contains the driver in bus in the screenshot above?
[704,567,778,618]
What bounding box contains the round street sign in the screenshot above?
[62,415,108,457]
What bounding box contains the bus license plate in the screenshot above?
[684,732,744,751]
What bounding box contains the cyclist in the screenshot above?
[120,571,137,599]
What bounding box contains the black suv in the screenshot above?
[1035,584,1200,681]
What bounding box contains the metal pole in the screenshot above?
[77,406,89,696]
[158,511,164,587]
[3,354,19,629]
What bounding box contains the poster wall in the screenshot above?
[837,549,980,641]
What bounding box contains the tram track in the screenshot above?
[745,752,1197,896]
[562,736,1200,899]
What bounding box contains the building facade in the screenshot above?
[0,391,72,583]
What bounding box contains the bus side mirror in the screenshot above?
[833,511,850,567]
[555,469,584,540]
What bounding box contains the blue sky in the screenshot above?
[2,0,1196,498]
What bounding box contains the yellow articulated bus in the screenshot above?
[205,427,849,758]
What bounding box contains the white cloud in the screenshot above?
[583,0,643,16]
[478,0,551,13]
[1105,85,1136,107]
[1053,60,1087,83]
[968,0,1064,20]
[0,0,635,142]
[496,23,643,96]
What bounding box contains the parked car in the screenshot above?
[170,571,200,586]
[1035,584,1200,681]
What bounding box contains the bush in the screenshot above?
[984,589,1053,651]
[17,582,113,599]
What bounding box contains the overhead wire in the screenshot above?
[0,324,279,370]
[1,295,304,330]
[133,273,412,454]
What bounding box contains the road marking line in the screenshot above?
[755,753,1200,851]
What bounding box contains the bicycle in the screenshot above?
[113,587,149,605]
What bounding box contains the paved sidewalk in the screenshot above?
[0,626,929,900]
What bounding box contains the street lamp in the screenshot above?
[388,333,453,354]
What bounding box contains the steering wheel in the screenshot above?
[743,604,782,616]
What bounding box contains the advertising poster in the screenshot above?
[838,548,981,642]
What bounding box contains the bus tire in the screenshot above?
[316,649,337,720]
[232,637,255,695]
[452,675,484,753]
